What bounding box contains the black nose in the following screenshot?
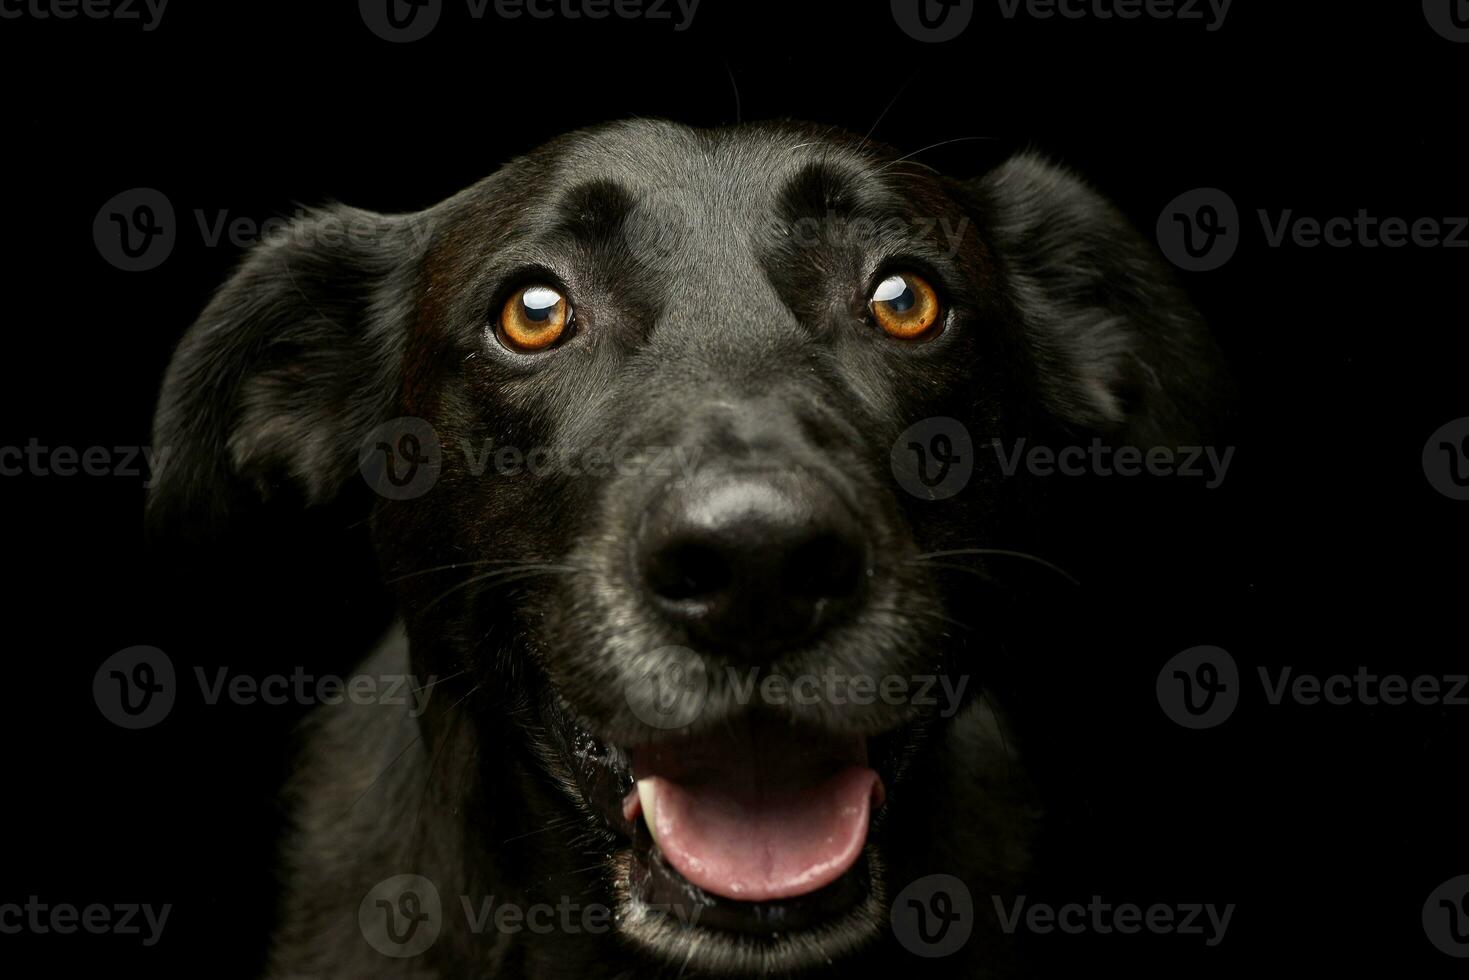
[637,472,868,656]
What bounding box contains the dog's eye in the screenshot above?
[498,285,571,351]
[869,273,941,340]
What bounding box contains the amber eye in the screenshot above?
[498,284,571,351]
[869,272,941,339]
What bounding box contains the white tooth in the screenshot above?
[636,778,661,849]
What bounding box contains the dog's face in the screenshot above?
[152,120,1218,975]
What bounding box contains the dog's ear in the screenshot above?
[964,152,1230,445]
[148,205,430,533]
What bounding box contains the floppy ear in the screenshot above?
[148,205,430,532]
[966,152,1230,445]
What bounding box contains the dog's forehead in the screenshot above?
[550,120,865,216]
[487,121,909,271]
[533,121,929,317]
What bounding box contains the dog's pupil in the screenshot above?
[522,287,560,323]
[873,274,915,314]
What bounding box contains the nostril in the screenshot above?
[785,532,865,600]
[644,539,732,602]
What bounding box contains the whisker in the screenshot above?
[979,688,1019,782]
[910,548,1081,587]
[500,817,582,846]
[414,689,474,832]
[885,161,943,177]
[723,59,742,124]
[386,558,566,585]
[349,680,483,819]
[344,728,427,816]
[858,69,922,153]
[867,603,976,632]
[538,862,607,884]
[409,667,470,694]
[422,565,576,613]
[911,560,1001,584]
[878,135,999,173]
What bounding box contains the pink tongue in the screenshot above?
[635,737,880,902]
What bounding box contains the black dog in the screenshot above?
[149,120,1226,977]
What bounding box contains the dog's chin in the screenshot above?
[612,845,888,975]
[538,689,931,976]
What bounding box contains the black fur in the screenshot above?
[149,120,1227,978]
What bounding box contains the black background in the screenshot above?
[1,0,1465,975]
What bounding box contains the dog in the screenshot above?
[148,119,1227,977]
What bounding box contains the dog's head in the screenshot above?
[151,120,1221,974]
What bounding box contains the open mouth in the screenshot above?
[547,702,914,955]
[625,719,886,924]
